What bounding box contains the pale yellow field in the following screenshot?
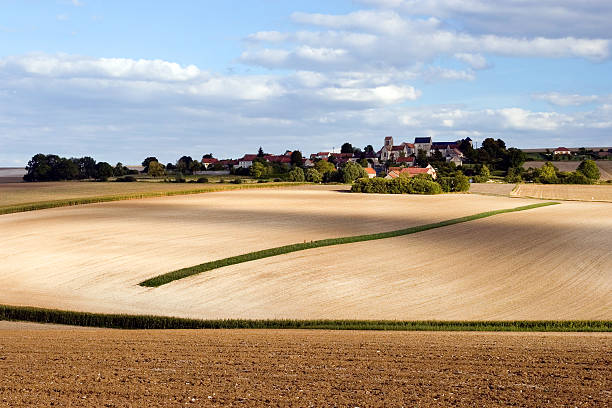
[512,184,612,202]
[1,186,610,320]
[0,180,259,208]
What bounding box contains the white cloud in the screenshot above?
[454,53,489,69]
[358,0,612,38]
[532,92,604,107]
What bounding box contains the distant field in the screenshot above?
[523,160,612,180]
[512,184,612,202]
[0,180,294,214]
[469,183,517,196]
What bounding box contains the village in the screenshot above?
[195,136,472,181]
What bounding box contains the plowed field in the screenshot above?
[0,326,610,407]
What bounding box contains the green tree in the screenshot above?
[190,160,202,174]
[250,161,268,178]
[341,142,353,154]
[314,160,335,175]
[577,159,600,180]
[257,147,265,157]
[113,162,126,177]
[147,161,165,178]
[142,157,158,173]
[415,149,429,167]
[537,162,558,184]
[75,156,97,179]
[288,167,305,182]
[453,172,470,192]
[290,150,303,167]
[96,162,114,181]
[305,168,322,183]
[341,162,367,183]
[176,156,193,174]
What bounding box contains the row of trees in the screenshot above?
[511,160,600,184]
[24,154,132,182]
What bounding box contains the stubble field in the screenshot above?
[0,325,609,407]
[1,185,610,321]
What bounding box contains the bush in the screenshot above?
[273,178,282,182]
[115,176,136,182]
[288,167,305,182]
[341,162,367,183]
[196,177,209,183]
[577,160,600,180]
[564,171,593,185]
[305,168,322,183]
[351,176,441,194]
[505,167,523,183]
[453,172,470,192]
[257,179,269,183]
[231,178,243,184]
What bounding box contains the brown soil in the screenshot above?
[0,329,609,407]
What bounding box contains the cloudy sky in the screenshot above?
[1,0,611,166]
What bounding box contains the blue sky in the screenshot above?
[1,0,611,166]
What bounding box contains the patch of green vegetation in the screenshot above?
[0,182,304,215]
[1,304,608,331]
[140,202,559,287]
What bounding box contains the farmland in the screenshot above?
[523,160,612,180]
[0,325,609,407]
[512,183,612,202]
[1,186,610,321]
[0,180,299,214]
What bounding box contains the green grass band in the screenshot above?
[0,304,608,331]
[0,182,304,215]
[140,202,559,287]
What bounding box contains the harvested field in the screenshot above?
[1,186,610,321]
[523,160,612,180]
[512,184,612,202]
[0,186,551,319]
[0,180,293,213]
[469,182,516,196]
[161,201,611,321]
[0,328,609,407]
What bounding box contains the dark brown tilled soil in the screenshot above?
[0,328,609,407]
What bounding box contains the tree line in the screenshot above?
[23,154,134,182]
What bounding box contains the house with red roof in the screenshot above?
[553,147,571,156]
[364,167,377,178]
[385,164,437,180]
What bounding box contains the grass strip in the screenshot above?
[0,182,304,215]
[140,202,559,287]
[1,305,608,332]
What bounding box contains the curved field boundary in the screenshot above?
[0,182,304,215]
[139,202,559,287]
[0,304,608,332]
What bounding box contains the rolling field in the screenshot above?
[512,183,612,202]
[523,160,612,180]
[0,180,297,214]
[1,186,610,321]
[0,325,609,407]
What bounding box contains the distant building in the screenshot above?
[414,137,433,156]
[364,167,377,178]
[553,147,572,155]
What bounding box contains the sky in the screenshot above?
[1,0,611,166]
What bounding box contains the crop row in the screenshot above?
[1,305,609,331]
